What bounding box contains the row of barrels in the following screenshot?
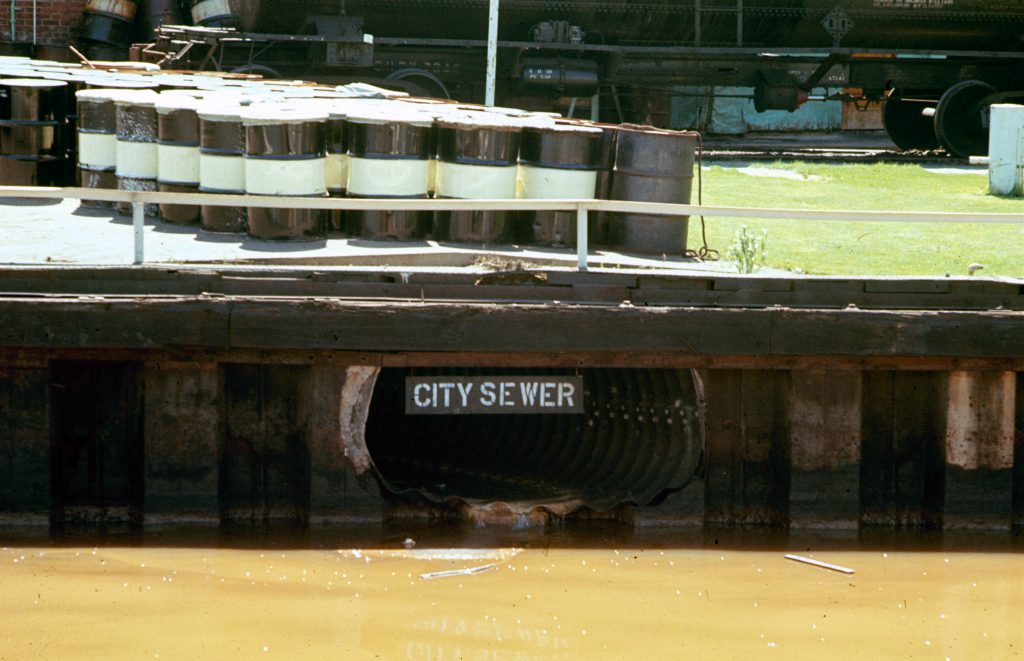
[1,58,698,254]
[80,0,237,58]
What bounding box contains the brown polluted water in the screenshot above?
[0,541,1021,659]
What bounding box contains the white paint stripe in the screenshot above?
[200,153,244,192]
[77,132,117,169]
[517,164,597,200]
[436,161,517,199]
[115,140,158,179]
[245,157,327,196]
[347,156,430,197]
[158,144,200,184]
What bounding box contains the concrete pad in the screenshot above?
[0,197,733,274]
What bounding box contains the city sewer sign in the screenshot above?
[405,376,584,415]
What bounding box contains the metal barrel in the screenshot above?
[38,71,95,187]
[197,98,248,233]
[432,111,522,243]
[114,89,160,216]
[0,78,67,186]
[156,93,202,225]
[135,0,187,42]
[606,126,698,255]
[76,88,132,209]
[79,0,138,48]
[517,120,604,247]
[324,103,349,232]
[586,121,618,246]
[190,0,239,28]
[345,104,434,241]
[242,104,329,240]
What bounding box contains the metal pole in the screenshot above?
[132,200,145,264]
[32,0,36,45]
[576,204,588,272]
[485,0,499,106]
[590,93,600,122]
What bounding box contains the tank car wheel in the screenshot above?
[229,64,283,80]
[385,68,451,100]
[934,80,996,158]
[882,90,939,151]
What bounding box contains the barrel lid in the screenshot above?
[241,103,329,125]
[156,93,203,113]
[435,110,540,132]
[84,78,160,90]
[88,61,161,72]
[0,77,68,89]
[110,89,160,107]
[343,104,434,127]
[196,96,249,121]
[523,120,603,135]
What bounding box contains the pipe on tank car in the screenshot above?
[33,0,37,45]
[9,0,14,42]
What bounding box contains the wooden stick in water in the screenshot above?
[784,554,855,574]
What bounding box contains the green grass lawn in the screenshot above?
[694,162,1024,277]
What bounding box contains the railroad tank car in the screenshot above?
[153,0,1024,156]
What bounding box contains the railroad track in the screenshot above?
[700,146,961,164]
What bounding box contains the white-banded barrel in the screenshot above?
[76,88,128,208]
[606,126,698,255]
[345,105,434,240]
[197,98,248,233]
[190,0,239,28]
[156,93,201,224]
[517,120,604,247]
[114,89,160,216]
[242,104,329,241]
[0,78,67,186]
[433,111,524,243]
[80,0,138,49]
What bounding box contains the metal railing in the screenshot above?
[3,185,1024,271]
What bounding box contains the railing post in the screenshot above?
[485,0,500,106]
[132,199,145,265]
[576,203,588,272]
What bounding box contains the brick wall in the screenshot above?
[2,0,87,47]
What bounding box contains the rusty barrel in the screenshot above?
[345,105,434,241]
[517,120,604,247]
[433,111,522,243]
[76,88,129,208]
[80,0,138,49]
[135,0,186,41]
[114,89,160,216]
[0,78,67,186]
[190,0,239,28]
[39,71,94,186]
[243,104,329,240]
[197,98,248,233]
[606,127,698,255]
[156,93,201,225]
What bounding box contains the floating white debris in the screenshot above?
[419,564,497,580]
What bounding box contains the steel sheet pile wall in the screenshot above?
[0,357,1020,533]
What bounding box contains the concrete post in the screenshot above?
[987,104,1024,196]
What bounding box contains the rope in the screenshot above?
[684,132,720,261]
